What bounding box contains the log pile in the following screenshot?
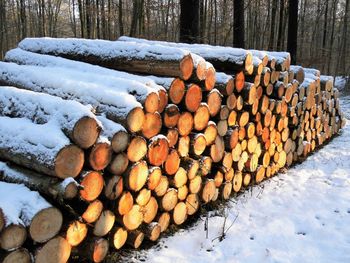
[0,37,345,262]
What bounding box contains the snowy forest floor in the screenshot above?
[107,96,350,263]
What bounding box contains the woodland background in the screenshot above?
[0,0,349,80]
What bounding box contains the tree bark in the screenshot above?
[179,0,199,43]
[233,0,245,48]
[287,0,299,64]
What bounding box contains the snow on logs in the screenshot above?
[18,37,205,81]
[0,36,346,261]
[0,62,145,133]
[0,116,84,179]
[0,86,101,149]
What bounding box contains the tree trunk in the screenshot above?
[268,0,278,50]
[233,0,245,48]
[179,0,199,43]
[287,0,298,64]
[277,0,285,50]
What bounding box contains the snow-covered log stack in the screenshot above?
[0,36,346,262]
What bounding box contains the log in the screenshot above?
[160,188,178,211]
[0,86,101,149]
[88,137,113,171]
[116,192,134,216]
[204,121,218,146]
[206,89,222,117]
[65,220,88,246]
[166,128,179,148]
[233,172,243,192]
[289,65,305,83]
[116,205,144,230]
[201,179,216,203]
[235,72,246,92]
[34,236,71,263]
[164,149,180,175]
[79,171,104,202]
[0,62,145,133]
[118,36,254,75]
[142,196,158,224]
[163,104,180,128]
[178,185,189,201]
[177,112,194,136]
[96,116,129,154]
[139,222,161,241]
[81,199,104,224]
[200,156,213,176]
[0,182,62,249]
[171,167,188,188]
[178,136,190,157]
[0,161,78,201]
[186,193,200,216]
[148,135,169,166]
[125,161,149,192]
[154,176,169,197]
[221,181,233,200]
[181,158,200,180]
[93,210,115,237]
[149,76,185,104]
[215,72,234,96]
[136,188,152,207]
[110,227,128,250]
[189,175,202,194]
[19,38,199,81]
[0,248,32,263]
[108,153,129,176]
[193,103,210,131]
[74,237,109,263]
[172,202,188,225]
[127,136,147,163]
[157,212,171,232]
[190,133,207,156]
[126,230,144,249]
[0,116,84,179]
[142,112,162,139]
[147,167,162,191]
[6,48,167,114]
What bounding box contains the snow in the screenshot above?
[0,116,70,166]
[215,72,233,84]
[145,75,178,90]
[118,36,251,65]
[303,68,321,77]
[96,115,126,141]
[335,76,348,91]
[0,181,51,227]
[120,97,350,263]
[0,62,142,121]
[249,49,268,61]
[5,48,165,94]
[0,86,100,134]
[19,37,191,61]
[266,51,291,61]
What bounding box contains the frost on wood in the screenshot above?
[0,86,101,148]
[0,62,143,131]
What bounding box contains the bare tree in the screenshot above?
[233,0,245,48]
[179,0,199,43]
[287,0,298,64]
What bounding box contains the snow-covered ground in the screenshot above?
[116,96,350,263]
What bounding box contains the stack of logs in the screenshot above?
[0,37,345,263]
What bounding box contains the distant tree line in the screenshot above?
[0,0,349,79]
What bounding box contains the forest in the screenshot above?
[0,0,349,81]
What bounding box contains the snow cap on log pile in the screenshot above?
[0,62,144,132]
[18,37,202,81]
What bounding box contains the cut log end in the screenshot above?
[161,189,178,211]
[91,238,109,263]
[205,67,216,91]
[180,54,194,81]
[80,171,104,202]
[111,227,128,250]
[157,212,171,232]
[158,89,168,113]
[127,161,149,192]
[127,107,145,133]
[89,142,112,171]
[123,205,144,230]
[126,230,144,249]
[55,145,84,179]
[169,78,185,104]
[185,84,202,112]
[111,131,130,153]
[127,136,147,163]
[35,236,71,263]
[147,167,162,190]
[173,202,188,225]
[144,92,160,114]
[73,116,101,149]
[164,149,180,175]
[108,153,129,176]
[30,207,63,243]
[178,112,194,136]
[82,199,104,224]
[0,224,27,251]
[93,210,115,237]
[142,112,162,139]
[194,104,210,131]
[143,196,159,224]
[186,193,199,216]
[66,220,88,246]
[2,248,31,263]
[207,90,222,117]
[148,136,169,166]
